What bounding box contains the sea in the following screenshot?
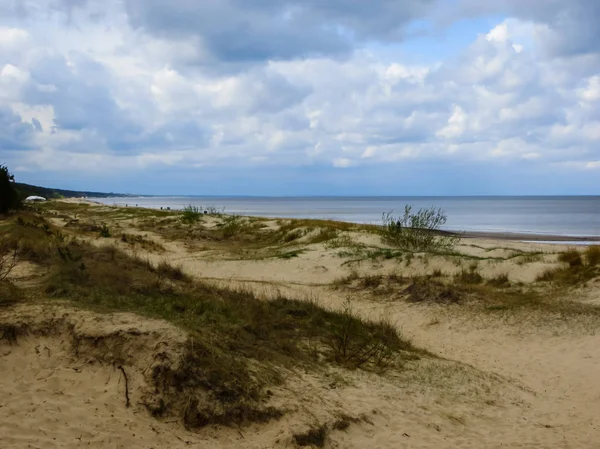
[95,196,600,238]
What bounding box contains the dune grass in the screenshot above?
[1,209,422,428]
[536,248,600,285]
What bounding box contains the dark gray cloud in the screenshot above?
[123,0,436,63]
[23,53,144,149]
[0,106,35,150]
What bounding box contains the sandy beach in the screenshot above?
[2,200,600,448]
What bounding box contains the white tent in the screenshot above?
[24,196,46,202]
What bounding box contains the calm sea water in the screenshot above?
[96,196,600,237]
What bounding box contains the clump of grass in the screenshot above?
[558,249,583,268]
[307,228,338,245]
[283,229,304,243]
[516,253,544,265]
[325,233,355,249]
[0,241,20,282]
[4,213,65,264]
[456,268,483,285]
[403,279,462,304]
[486,273,510,288]
[0,280,23,307]
[0,323,26,345]
[327,299,410,371]
[455,262,483,284]
[156,260,188,282]
[120,233,165,252]
[387,272,407,283]
[275,249,304,259]
[204,205,225,215]
[99,223,111,238]
[536,248,599,285]
[181,205,203,223]
[219,215,246,238]
[585,246,600,266]
[293,424,328,448]
[381,206,460,252]
[331,414,362,431]
[333,270,360,287]
[359,274,383,289]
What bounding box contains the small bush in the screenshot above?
[327,299,399,371]
[220,215,245,238]
[381,205,459,252]
[558,249,583,268]
[585,246,600,266]
[99,223,111,238]
[181,205,202,223]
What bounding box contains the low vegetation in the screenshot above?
[293,424,328,448]
[0,209,421,429]
[181,205,203,223]
[0,237,23,307]
[0,165,22,214]
[381,205,459,252]
[120,233,165,252]
[537,247,600,285]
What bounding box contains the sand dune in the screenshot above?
[2,201,600,448]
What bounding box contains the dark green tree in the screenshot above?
[0,165,21,214]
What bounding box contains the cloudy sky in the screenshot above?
[1,0,599,195]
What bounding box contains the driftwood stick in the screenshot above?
[117,365,131,408]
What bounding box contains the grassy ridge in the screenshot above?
[0,210,421,428]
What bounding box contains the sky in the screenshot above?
[1,0,599,195]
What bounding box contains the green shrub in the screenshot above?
[181,205,202,223]
[99,223,111,238]
[381,205,459,252]
[221,215,244,238]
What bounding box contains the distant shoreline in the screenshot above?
[60,198,600,244]
[457,230,600,243]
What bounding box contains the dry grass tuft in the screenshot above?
[536,249,599,285]
[1,209,424,428]
[486,273,510,288]
[558,249,583,268]
[293,424,328,448]
[404,279,462,304]
[586,246,600,266]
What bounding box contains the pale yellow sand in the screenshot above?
[2,202,599,448]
